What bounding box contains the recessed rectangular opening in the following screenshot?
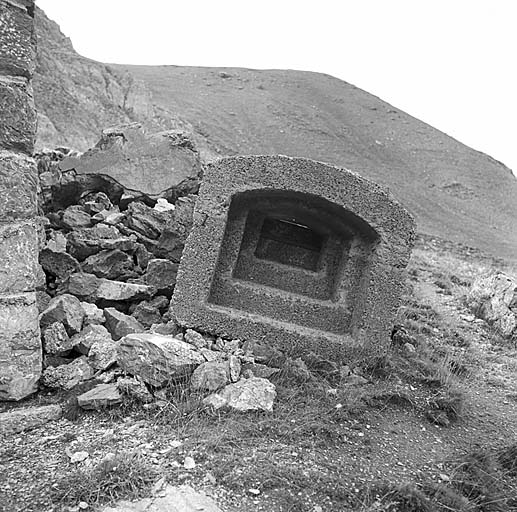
[254,217,324,271]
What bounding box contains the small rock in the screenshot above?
[39,249,81,279]
[404,342,416,354]
[69,450,90,463]
[42,356,94,390]
[0,405,62,435]
[117,376,153,403]
[43,322,73,355]
[241,363,279,380]
[154,198,175,212]
[227,356,241,382]
[81,301,105,325]
[117,333,205,387]
[40,294,85,335]
[191,361,229,391]
[71,324,112,355]
[203,377,276,412]
[150,320,180,336]
[184,329,207,349]
[82,249,136,280]
[104,308,145,341]
[88,338,117,371]
[183,456,196,469]
[62,205,92,229]
[131,300,162,328]
[145,258,178,295]
[77,383,122,410]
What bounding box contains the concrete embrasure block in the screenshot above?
[0,151,37,221]
[0,220,40,294]
[172,155,416,363]
[0,0,35,78]
[0,292,41,401]
[0,75,36,154]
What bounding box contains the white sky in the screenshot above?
[37,0,517,176]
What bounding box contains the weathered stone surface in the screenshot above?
[0,292,41,400]
[36,290,51,313]
[68,123,202,198]
[39,294,85,335]
[80,301,105,325]
[41,356,93,390]
[88,338,117,371]
[0,151,37,221]
[71,324,112,355]
[102,484,223,512]
[190,361,229,391]
[184,329,207,349]
[131,300,162,328]
[0,405,62,436]
[172,155,416,362]
[0,75,36,153]
[104,307,145,341]
[467,272,517,338]
[77,383,121,410]
[39,248,81,279]
[145,258,178,295]
[0,0,35,78]
[42,322,73,355]
[117,376,153,403]
[61,205,92,229]
[203,377,276,412]
[117,333,205,387]
[82,249,135,280]
[126,201,173,240]
[0,221,40,294]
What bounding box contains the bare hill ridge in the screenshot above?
[33,8,517,261]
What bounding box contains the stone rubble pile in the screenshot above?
[34,148,278,413]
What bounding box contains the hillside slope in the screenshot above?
[33,8,517,261]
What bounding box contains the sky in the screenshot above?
[37,0,517,176]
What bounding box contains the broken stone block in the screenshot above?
[69,123,201,199]
[39,294,85,335]
[61,205,92,229]
[80,301,105,325]
[117,333,205,387]
[41,356,94,390]
[88,338,117,371]
[71,324,112,355]
[184,329,207,349]
[117,376,153,403]
[0,221,40,294]
[104,307,145,341]
[467,271,517,338]
[77,383,121,410]
[42,322,73,356]
[0,151,38,222]
[39,248,81,279]
[0,405,62,436]
[81,249,136,280]
[190,361,229,392]
[126,201,174,240]
[0,292,41,401]
[145,258,178,295]
[203,377,276,412]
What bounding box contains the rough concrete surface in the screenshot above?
[172,155,415,363]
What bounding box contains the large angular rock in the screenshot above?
[0,292,41,401]
[77,383,121,410]
[117,333,205,387]
[203,377,277,412]
[41,356,94,390]
[145,259,178,295]
[39,248,81,279]
[81,249,135,280]
[467,272,517,338]
[0,405,62,436]
[39,294,85,335]
[104,308,145,341]
[42,322,73,356]
[71,324,112,355]
[66,224,134,261]
[67,123,201,198]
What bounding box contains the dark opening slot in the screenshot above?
[255,217,324,271]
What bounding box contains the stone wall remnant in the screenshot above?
[0,0,41,400]
[172,155,416,362]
